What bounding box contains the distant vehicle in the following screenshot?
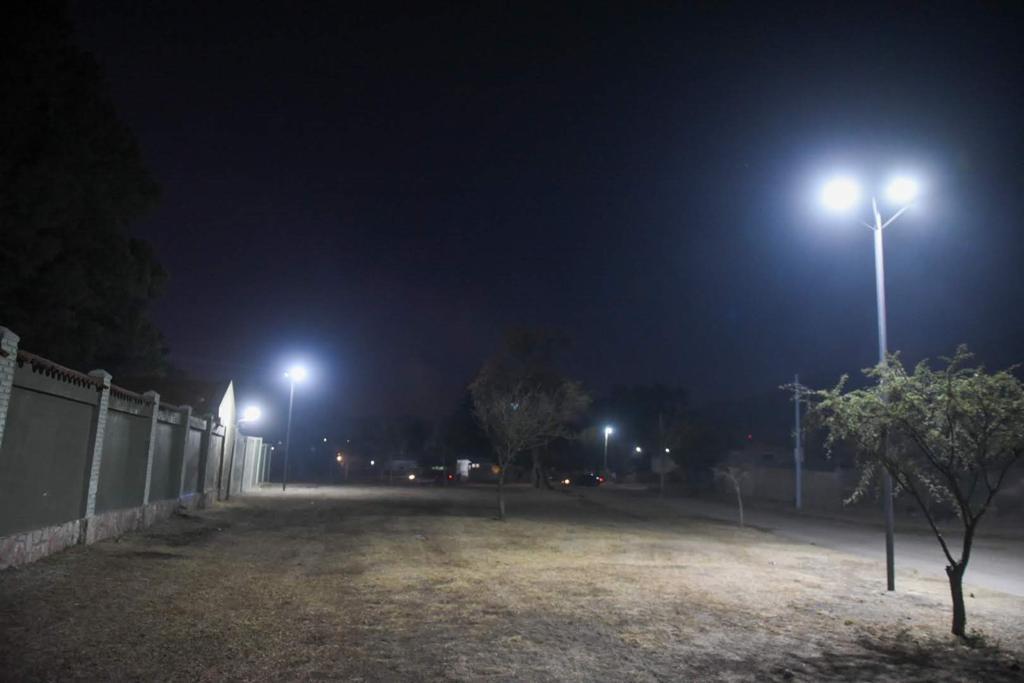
[572,473,605,487]
[413,468,456,485]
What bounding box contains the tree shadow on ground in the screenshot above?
[778,630,1022,682]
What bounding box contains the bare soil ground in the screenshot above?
[1,484,1021,682]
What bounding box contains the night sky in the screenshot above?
[71,2,1024,437]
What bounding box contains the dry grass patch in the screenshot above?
[1,485,1021,681]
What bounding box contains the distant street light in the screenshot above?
[603,426,614,472]
[282,364,309,492]
[820,171,921,592]
[634,446,642,454]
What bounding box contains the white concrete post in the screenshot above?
[83,369,112,518]
[176,405,193,498]
[142,391,160,505]
[197,414,214,498]
[0,327,19,454]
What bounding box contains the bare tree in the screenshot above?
[812,346,1024,637]
[469,360,590,520]
[712,466,748,527]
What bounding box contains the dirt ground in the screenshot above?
[1,485,1021,682]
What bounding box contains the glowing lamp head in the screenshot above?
[821,176,861,212]
[408,473,416,481]
[886,176,919,204]
[240,405,262,423]
[635,446,642,453]
[336,454,343,463]
[284,365,308,382]
[604,426,614,436]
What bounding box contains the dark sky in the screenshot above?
[72,2,1024,436]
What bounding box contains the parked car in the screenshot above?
[572,473,605,487]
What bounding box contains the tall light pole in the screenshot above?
[282,365,308,491]
[792,375,804,511]
[603,426,614,473]
[821,172,920,591]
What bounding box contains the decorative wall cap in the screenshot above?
[16,351,105,389]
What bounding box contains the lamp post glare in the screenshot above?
[602,426,614,473]
[240,405,262,423]
[284,365,308,382]
[282,364,309,492]
[821,176,861,212]
[818,170,921,592]
[886,176,919,204]
[635,446,642,454]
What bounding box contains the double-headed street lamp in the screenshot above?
[282,364,308,491]
[821,172,921,592]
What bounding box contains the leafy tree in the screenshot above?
[501,327,576,487]
[811,347,1024,637]
[469,348,590,520]
[0,1,166,374]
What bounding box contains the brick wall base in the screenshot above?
[0,519,82,569]
[1,490,218,569]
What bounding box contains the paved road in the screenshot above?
[593,487,1024,597]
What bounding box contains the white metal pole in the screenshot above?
[603,432,609,472]
[873,197,896,592]
[283,379,294,492]
[794,373,802,510]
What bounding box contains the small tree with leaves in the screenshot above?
[469,359,589,520]
[812,346,1024,637]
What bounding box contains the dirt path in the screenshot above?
[1,485,1021,681]
[589,487,1024,597]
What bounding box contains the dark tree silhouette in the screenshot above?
[0,1,166,374]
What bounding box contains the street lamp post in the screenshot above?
[602,426,614,473]
[821,173,919,592]
[282,365,308,492]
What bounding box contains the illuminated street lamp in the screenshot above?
[603,426,614,472]
[282,364,309,492]
[240,404,262,423]
[634,446,642,454]
[820,172,921,592]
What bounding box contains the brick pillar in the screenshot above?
[0,327,19,453]
[176,405,193,498]
[83,369,112,518]
[142,391,160,505]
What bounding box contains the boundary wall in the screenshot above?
[0,327,265,568]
